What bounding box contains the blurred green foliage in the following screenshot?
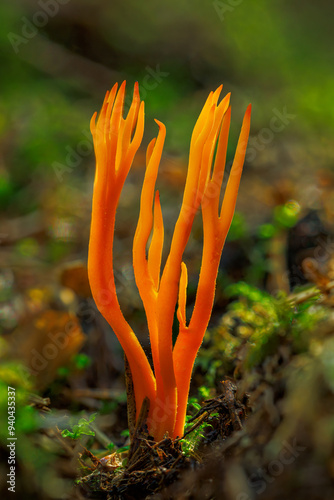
[0,356,39,440]
[0,344,61,495]
[57,353,92,378]
[1,0,333,218]
[224,199,302,287]
[274,200,301,229]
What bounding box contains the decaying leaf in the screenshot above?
[9,309,85,388]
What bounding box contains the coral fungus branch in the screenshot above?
[88,82,156,418]
[173,103,251,438]
[88,81,251,441]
